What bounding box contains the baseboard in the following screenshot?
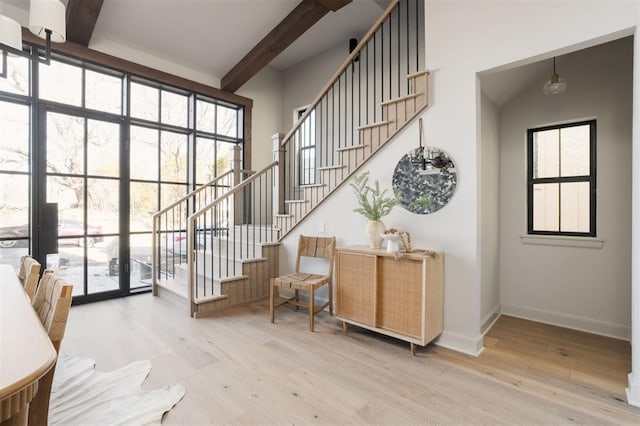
[481,304,501,335]
[501,303,631,341]
[435,331,484,356]
[627,373,640,408]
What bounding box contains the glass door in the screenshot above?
[39,107,126,300]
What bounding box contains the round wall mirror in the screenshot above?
[392,146,458,214]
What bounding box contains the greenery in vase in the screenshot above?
[349,171,397,221]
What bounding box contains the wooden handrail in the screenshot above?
[281,0,400,146]
[189,162,278,221]
[151,169,234,219]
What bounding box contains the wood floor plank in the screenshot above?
[59,296,640,425]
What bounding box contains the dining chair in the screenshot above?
[270,235,336,332]
[17,255,41,302]
[28,269,73,426]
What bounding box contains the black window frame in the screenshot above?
[527,119,597,237]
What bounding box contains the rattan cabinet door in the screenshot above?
[336,251,376,326]
[377,256,422,338]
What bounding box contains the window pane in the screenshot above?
[0,55,29,95]
[88,120,119,177]
[47,113,85,175]
[130,182,157,232]
[217,105,237,137]
[87,178,119,235]
[160,131,187,183]
[532,183,558,232]
[130,234,152,288]
[130,126,158,181]
[85,70,122,115]
[533,129,559,178]
[560,125,590,177]
[217,142,234,175]
[161,90,188,127]
[130,82,159,122]
[0,102,29,172]
[196,99,215,133]
[195,137,216,184]
[47,175,84,212]
[161,183,187,207]
[0,174,29,247]
[39,60,82,107]
[560,182,590,233]
[300,111,315,147]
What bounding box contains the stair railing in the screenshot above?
[186,161,278,316]
[275,0,424,236]
[151,147,242,295]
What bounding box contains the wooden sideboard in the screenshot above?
[334,246,444,355]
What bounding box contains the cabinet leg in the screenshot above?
[342,321,348,334]
[410,343,416,356]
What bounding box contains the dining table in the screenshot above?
[0,264,57,425]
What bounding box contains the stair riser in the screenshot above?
[382,95,425,126]
[203,239,267,258]
[409,73,429,97]
[320,168,345,193]
[175,259,245,281]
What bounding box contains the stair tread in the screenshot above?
[407,70,431,79]
[285,199,309,204]
[318,165,346,170]
[275,214,294,218]
[193,254,268,263]
[357,120,393,130]
[301,183,326,188]
[337,144,368,152]
[380,93,420,106]
[194,294,228,304]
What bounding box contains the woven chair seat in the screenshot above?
[273,272,331,290]
[270,235,336,332]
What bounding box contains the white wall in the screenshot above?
[420,0,638,355]
[499,38,633,340]
[281,43,348,131]
[479,92,501,332]
[237,66,284,170]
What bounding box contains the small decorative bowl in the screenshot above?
[380,233,402,253]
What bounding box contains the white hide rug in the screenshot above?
[49,354,186,426]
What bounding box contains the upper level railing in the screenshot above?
[277,0,424,211]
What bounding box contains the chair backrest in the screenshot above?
[295,235,336,277]
[17,255,41,301]
[32,269,73,351]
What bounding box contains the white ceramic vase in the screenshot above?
[365,220,385,249]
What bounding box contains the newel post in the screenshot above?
[232,145,242,225]
[272,133,286,217]
[231,145,242,187]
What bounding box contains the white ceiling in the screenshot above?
[1,0,387,80]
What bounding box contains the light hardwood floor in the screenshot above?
[60,294,640,425]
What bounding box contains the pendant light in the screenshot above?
[543,57,567,95]
[0,0,66,78]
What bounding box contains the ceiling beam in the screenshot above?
[221,0,352,93]
[65,0,104,47]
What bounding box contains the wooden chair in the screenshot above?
[28,269,73,426]
[270,235,336,332]
[17,255,41,302]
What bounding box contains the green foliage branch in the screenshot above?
[349,171,397,221]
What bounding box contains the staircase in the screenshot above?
[274,69,428,237]
[152,0,426,317]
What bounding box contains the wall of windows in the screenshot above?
[0,47,246,303]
